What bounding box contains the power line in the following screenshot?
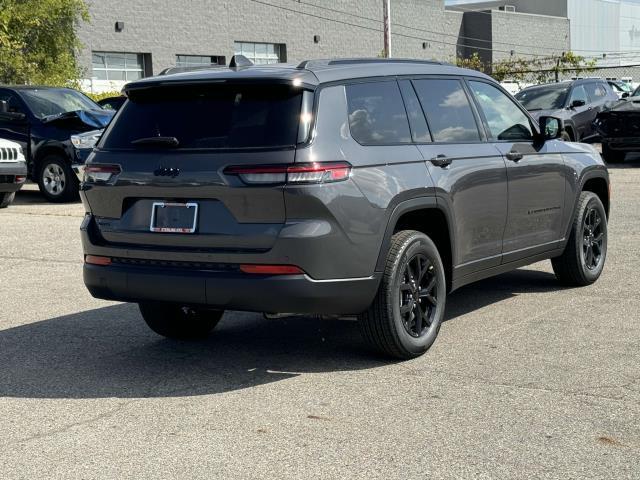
[247,0,554,58]
[293,0,568,53]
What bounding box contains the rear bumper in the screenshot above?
[84,263,379,315]
[0,161,27,193]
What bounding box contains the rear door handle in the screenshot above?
[430,154,452,168]
[506,151,524,162]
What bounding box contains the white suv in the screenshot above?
[0,138,27,208]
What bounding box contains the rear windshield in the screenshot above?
[100,83,304,150]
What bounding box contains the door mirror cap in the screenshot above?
[570,99,586,108]
[622,92,630,99]
[538,116,564,141]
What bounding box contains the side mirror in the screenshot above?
[622,92,630,99]
[570,99,586,108]
[539,116,564,141]
[0,100,7,113]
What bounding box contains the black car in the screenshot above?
[81,58,610,359]
[97,96,126,111]
[0,86,114,202]
[515,79,618,141]
[593,94,640,163]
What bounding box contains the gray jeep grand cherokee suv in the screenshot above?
[81,58,610,359]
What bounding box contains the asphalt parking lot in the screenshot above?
[1,159,639,479]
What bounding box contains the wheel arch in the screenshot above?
[582,175,610,218]
[33,143,71,175]
[376,197,454,292]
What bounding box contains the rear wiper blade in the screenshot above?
[131,136,179,147]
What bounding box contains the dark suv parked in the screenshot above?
[515,79,618,141]
[0,86,113,202]
[81,58,610,359]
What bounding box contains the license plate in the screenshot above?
[150,202,198,233]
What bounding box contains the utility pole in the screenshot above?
[383,0,391,58]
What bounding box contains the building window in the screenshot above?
[176,55,216,67]
[92,52,145,81]
[234,42,284,65]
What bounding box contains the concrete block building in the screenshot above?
[76,0,571,92]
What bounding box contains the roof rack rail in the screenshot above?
[297,58,443,70]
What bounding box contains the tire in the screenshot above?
[601,143,625,164]
[359,230,447,359]
[552,192,607,286]
[0,192,15,208]
[138,302,224,339]
[37,155,79,202]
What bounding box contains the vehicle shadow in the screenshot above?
[13,186,81,206]
[0,268,562,400]
[606,152,640,169]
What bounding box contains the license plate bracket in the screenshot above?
[150,202,198,233]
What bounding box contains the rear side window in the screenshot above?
[412,79,481,142]
[346,81,412,145]
[100,84,303,150]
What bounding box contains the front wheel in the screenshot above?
[37,155,79,202]
[552,192,607,286]
[138,303,224,339]
[359,230,447,359]
[0,192,15,208]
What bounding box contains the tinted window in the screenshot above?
[584,82,607,102]
[515,85,569,111]
[569,85,588,105]
[346,81,412,145]
[412,79,480,142]
[0,91,26,115]
[101,84,303,150]
[398,80,430,142]
[469,81,533,141]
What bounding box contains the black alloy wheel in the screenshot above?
[582,207,605,271]
[399,253,439,338]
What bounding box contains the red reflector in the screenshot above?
[85,255,112,266]
[84,165,121,174]
[240,264,304,275]
[14,175,26,183]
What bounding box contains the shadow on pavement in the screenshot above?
[0,267,562,400]
[13,186,81,206]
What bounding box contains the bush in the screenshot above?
[85,91,122,102]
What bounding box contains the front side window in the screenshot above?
[584,82,607,102]
[234,42,283,65]
[0,91,26,115]
[100,84,304,150]
[469,81,533,141]
[569,85,588,105]
[345,81,412,145]
[412,79,481,142]
[92,52,145,81]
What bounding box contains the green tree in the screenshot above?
[455,52,485,73]
[0,0,88,86]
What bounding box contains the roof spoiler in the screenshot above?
[229,55,253,68]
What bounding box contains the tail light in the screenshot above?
[84,164,121,183]
[240,264,304,275]
[14,175,26,183]
[225,162,351,185]
[85,255,112,266]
